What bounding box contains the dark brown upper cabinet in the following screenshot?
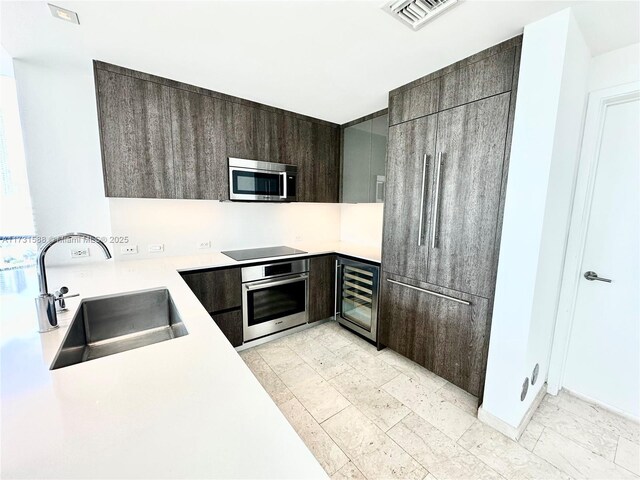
[170,89,227,200]
[388,36,519,127]
[438,47,516,111]
[388,79,440,127]
[95,69,176,198]
[93,61,340,202]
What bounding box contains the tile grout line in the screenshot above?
[382,373,480,447]
[531,425,544,454]
[332,401,430,478]
[453,421,509,478]
[265,328,356,477]
[248,324,640,480]
[294,394,353,476]
[550,393,639,441]
[535,406,623,463]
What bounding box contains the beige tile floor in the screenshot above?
[240,321,640,480]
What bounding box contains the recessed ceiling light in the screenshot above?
[48,3,80,25]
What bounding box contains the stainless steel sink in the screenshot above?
[50,288,188,370]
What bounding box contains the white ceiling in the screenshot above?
[1,1,638,124]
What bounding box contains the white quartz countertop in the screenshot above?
[0,242,380,479]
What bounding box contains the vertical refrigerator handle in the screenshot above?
[431,152,443,249]
[418,153,428,246]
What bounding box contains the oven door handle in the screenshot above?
[244,273,308,291]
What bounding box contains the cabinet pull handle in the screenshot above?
[418,153,428,246]
[334,260,342,318]
[431,152,443,249]
[280,172,288,199]
[386,278,471,306]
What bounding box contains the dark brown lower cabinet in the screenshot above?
[181,267,242,313]
[211,309,243,347]
[308,255,336,323]
[181,267,245,347]
[379,272,490,397]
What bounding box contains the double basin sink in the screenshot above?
[51,288,188,370]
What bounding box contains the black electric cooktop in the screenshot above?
[221,245,307,262]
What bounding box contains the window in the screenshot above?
[0,47,37,299]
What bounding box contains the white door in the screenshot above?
[562,91,640,418]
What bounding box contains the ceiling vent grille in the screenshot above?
[382,0,459,31]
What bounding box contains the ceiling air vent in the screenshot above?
[382,0,459,31]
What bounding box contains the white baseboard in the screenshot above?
[478,383,547,440]
[562,387,640,423]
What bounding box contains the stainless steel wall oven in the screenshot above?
[242,259,308,341]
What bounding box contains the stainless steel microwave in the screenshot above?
[228,158,297,202]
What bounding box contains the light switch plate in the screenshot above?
[148,244,164,253]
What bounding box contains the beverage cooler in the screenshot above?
[335,257,379,342]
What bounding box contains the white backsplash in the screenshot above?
[109,199,342,260]
[339,203,384,248]
[108,199,384,260]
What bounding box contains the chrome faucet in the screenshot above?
[35,232,112,333]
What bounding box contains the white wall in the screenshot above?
[13,60,112,265]
[482,8,591,432]
[546,44,640,417]
[339,203,383,248]
[109,199,341,260]
[588,43,640,92]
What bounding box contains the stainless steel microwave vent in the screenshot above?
[382,0,459,30]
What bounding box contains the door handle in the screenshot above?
[583,271,612,283]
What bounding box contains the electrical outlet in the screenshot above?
[120,245,138,255]
[198,240,211,249]
[70,247,90,258]
[148,244,164,253]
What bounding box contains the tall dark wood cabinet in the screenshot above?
[379,37,522,398]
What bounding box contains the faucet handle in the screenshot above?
[54,286,79,311]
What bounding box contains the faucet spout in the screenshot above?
[35,232,112,332]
